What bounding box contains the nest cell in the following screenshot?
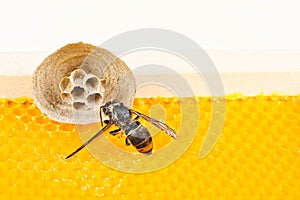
[70,69,87,86]
[59,77,73,93]
[86,93,103,108]
[32,42,136,124]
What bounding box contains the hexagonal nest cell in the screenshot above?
[59,69,104,110]
[32,42,136,124]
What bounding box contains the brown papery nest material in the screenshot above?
[32,42,136,124]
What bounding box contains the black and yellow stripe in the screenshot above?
[127,122,153,155]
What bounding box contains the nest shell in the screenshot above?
[32,42,136,124]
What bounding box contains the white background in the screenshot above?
[0,0,300,52]
[0,0,299,74]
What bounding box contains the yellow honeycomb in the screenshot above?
[0,95,299,199]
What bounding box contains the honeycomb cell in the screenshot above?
[70,86,86,100]
[85,93,102,109]
[0,95,299,200]
[84,76,100,92]
[59,77,73,94]
[58,69,107,113]
[70,69,87,85]
[73,102,87,111]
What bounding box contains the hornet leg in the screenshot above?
[103,120,110,124]
[104,120,121,136]
[133,115,139,121]
[109,128,121,136]
[125,137,130,146]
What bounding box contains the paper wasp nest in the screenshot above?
[32,42,136,124]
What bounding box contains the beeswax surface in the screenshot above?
[0,96,299,199]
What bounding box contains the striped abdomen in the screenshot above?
[125,121,153,155]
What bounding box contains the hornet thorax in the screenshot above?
[102,100,132,129]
